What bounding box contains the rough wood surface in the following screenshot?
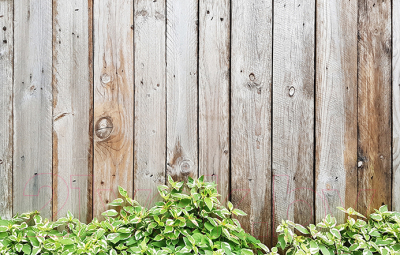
[272,0,315,243]
[198,0,230,204]
[52,0,93,222]
[393,0,400,212]
[357,0,391,215]
[166,0,198,182]
[231,0,272,246]
[93,0,134,218]
[13,0,53,219]
[134,0,166,207]
[0,0,13,219]
[315,0,358,223]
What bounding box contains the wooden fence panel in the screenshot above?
[0,0,13,219]
[93,0,134,218]
[13,0,53,219]
[392,0,400,212]
[198,0,230,204]
[272,0,315,243]
[315,0,358,223]
[134,0,166,207]
[357,0,391,215]
[231,0,272,246]
[166,0,198,182]
[52,0,93,222]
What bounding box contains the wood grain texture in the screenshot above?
[272,0,315,243]
[0,0,13,219]
[231,0,272,246]
[315,0,358,223]
[13,0,53,219]
[52,0,93,222]
[198,0,230,204]
[357,0,391,215]
[93,0,134,218]
[134,0,166,207]
[394,0,400,212]
[166,0,198,182]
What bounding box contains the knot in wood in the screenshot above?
[289,86,295,97]
[95,117,113,139]
[180,160,192,175]
[249,73,255,81]
[101,73,111,84]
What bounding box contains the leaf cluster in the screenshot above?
[276,205,400,254]
[0,176,273,255]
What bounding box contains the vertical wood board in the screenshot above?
[0,0,13,219]
[231,0,273,246]
[13,0,53,219]
[166,0,199,182]
[272,0,315,243]
[93,0,134,218]
[52,0,93,222]
[357,0,391,214]
[198,0,230,204]
[134,0,166,207]
[315,0,358,223]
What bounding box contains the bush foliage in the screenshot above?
[277,206,400,254]
[1,175,400,254]
[0,176,272,255]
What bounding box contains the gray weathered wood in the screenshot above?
[93,0,134,218]
[134,0,166,207]
[198,0,230,204]
[231,0,272,246]
[272,0,315,244]
[13,0,53,219]
[52,0,93,222]
[315,0,358,223]
[166,0,198,182]
[393,0,400,212]
[0,0,13,219]
[357,0,391,215]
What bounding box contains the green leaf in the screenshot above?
[22,244,31,254]
[168,175,175,186]
[240,248,254,255]
[370,213,383,221]
[102,209,118,217]
[108,198,124,206]
[228,201,233,211]
[318,244,330,255]
[118,186,128,197]
[294,224,309,234]
[204,197,213,211]
[232,209,247,216]
[211,226,222,239]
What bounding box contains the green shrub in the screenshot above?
[276,206,400,254]
[0,176,273,255]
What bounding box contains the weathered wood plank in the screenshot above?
[0,0,13,219]
[52,0,93,222]
[134,0,166,207]
[357,0,391,214]
[166,0,198,182]
[315,0,358,223]
[198,0,230,204]
[272,0,315,243]
[13,0,53,219]
[231,0,272,246]
[394,0,400,212]
[93,0,134,218]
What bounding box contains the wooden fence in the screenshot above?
[0,0,398,246]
